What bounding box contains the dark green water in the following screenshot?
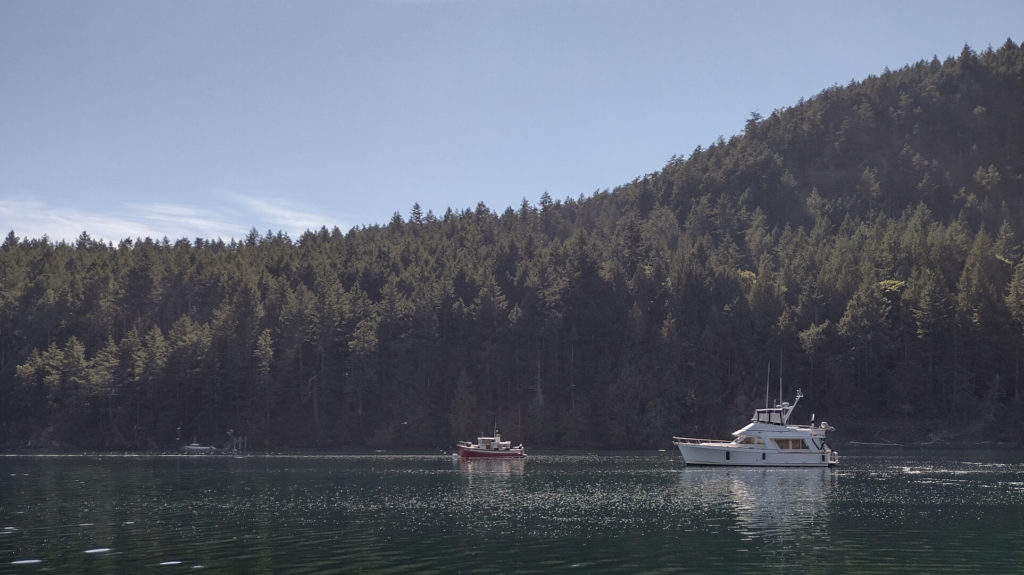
[1,450,1022,573]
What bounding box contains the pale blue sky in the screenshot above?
[2,0,1021,244]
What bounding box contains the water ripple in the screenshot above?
[2,451,1024,573]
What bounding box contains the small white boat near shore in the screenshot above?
[673,389,838,467]
[457,429,525,458]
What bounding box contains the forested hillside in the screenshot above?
[3,41,1023,450]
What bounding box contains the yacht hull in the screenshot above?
[676,442,836,467]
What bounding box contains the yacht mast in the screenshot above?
[778,350,783,408]
[764,362,770,410]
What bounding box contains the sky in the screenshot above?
[2,1,1022,244]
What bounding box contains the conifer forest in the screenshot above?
[3,42,1024,451]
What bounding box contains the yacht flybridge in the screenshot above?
[673,390,838,467]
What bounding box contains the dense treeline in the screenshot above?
[3,41,1024,450]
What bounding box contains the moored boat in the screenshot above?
[672,389,838,467]
[457,429,526,458]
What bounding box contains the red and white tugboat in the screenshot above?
[457,428,526,458]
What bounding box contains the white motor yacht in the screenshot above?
[673,390,838,467]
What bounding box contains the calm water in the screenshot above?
[2,450,1023,573]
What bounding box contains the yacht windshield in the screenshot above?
[754,409,784,424]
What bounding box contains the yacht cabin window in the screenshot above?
[735,436,764,445]
[773,438,809,450]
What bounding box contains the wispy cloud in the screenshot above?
[224,193,340,237]
[128,202,249,241]
[0,198,157,245]
[0,193,351,245]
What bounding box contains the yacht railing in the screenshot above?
[672,437,732,445]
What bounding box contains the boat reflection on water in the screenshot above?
[452,457,526,519]
[454,456,526,478]
[678,466,835,538]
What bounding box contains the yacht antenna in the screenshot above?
[765,362,770,409]
[778,350,783,408]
